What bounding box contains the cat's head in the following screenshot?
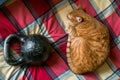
[66,7,93,27]
[65,7,95,35]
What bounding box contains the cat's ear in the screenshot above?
[77,6,83,10]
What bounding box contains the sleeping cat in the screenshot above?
[65,7,110,74]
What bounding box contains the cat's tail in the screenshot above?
[66,36,88,74]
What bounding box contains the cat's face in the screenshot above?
[65,7,95,36]
[67,7,84,27]
[67,7,92,27]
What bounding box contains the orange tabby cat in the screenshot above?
[65,7,110,74]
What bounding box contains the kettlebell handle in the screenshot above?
[4,34,24,65]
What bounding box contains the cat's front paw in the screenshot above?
[65,27,71,34]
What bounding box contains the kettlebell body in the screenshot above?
[4,34,52,66]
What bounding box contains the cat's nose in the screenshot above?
[67,14,73,19]
[65,27,68,33]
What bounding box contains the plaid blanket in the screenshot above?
[0,0,120,80]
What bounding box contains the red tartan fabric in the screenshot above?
[0,0,120,80]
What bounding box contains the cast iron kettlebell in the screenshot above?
[4,34,52,66]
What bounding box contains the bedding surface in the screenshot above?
[0,0,120,80]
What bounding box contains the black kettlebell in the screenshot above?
[4,34,52,66]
